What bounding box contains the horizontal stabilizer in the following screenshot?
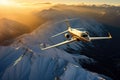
[75,28,84,30]
[51,30,68,38]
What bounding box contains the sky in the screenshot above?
[11,0,120,5]
[0,0,119,6]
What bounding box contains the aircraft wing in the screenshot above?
[51,30,68,38]
[41,39,76,50]
[90,33,112,40]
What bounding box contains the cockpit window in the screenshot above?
[81,34,88,37]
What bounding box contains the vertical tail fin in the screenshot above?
[65,19,71,29]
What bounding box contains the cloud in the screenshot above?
[32,2,52,5]
[19,2,52,7]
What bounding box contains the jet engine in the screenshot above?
[65,33,70,39]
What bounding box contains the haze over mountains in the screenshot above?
[37,4,120,27]
[0,18,30,45]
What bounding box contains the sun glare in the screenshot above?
[0,0,17,6]
[0,0,10,5]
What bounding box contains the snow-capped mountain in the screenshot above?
[0,17,112,80]
[0,4,120,80]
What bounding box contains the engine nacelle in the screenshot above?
[65,33,70,39]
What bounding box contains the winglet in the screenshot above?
[40,43,47,50]
[108,33,112,39]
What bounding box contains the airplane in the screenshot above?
[41,20,112,50]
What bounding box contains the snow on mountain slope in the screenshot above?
[1,47,111,80]
[0,18,112,80]
[0,46,28,77]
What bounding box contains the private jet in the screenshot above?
[41,20,112,50]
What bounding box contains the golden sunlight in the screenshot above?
[0,0,11,5]
[0,0,19,6]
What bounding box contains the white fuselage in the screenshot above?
[68,28,90,42]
